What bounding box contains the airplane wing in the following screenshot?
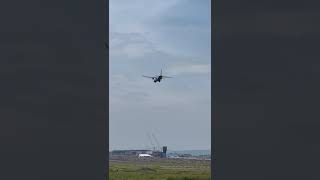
[162,76,173,78]
[143,75,156,79]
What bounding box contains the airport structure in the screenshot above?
[111,149,152,156]
[111,146,168,158]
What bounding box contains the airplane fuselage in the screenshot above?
[154,76,162,83]
[143,69,171,83]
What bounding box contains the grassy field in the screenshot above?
[109,159,211,180]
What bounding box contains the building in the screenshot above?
[111,146,168,158]
[111,150,152,156]
[151,146,167,158]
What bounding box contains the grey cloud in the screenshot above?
[110,32,209,67]
[167,63,211,75]
[147,0,211,28]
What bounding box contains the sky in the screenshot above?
[109,0,211,151]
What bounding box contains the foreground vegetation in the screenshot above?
[109,159,211,180]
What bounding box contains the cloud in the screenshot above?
[168,63,211,75]
[110,0,211,58]
[110,32,157,59]
[146,0,211,28]
[110,32,210,72]
[110,0,180,33]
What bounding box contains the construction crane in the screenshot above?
[147,133,156,151]
[152,133,161,152]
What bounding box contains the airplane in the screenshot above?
[143,69,173,83]
[138,154,153,158]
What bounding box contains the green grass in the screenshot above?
[109,160,211,180]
